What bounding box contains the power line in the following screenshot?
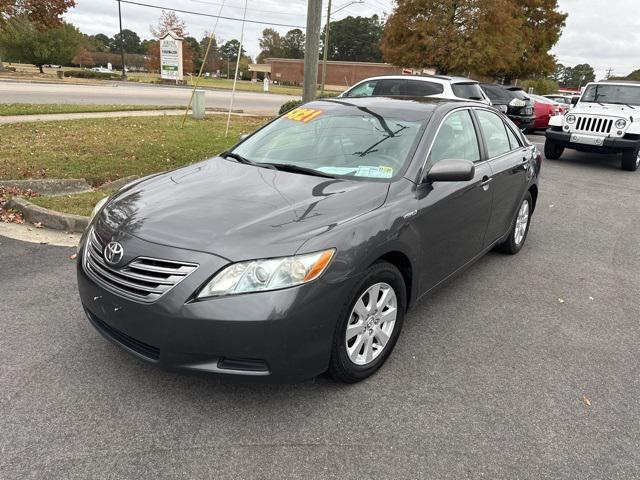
[185,0,307,18]
[118,0,306,29]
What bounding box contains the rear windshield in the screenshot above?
[452,83,485,101]
[581,84,640,106]
[507,89,530,100]
[481,85,512,104]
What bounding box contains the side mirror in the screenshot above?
[239,133,249,141]
[571,96,579,106]
[425,159,475,183]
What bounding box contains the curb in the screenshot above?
[0,178,92,196]
[7,197,89,233]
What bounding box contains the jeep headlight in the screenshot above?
[197,249,335,298]
[615,119,627,129]
[89,196,109,222]
[565,114,576,124]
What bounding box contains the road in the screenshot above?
[1,135,639,479]
[0,80,295,115]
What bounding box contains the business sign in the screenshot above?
[159,31,183,81]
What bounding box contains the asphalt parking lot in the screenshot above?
[1,133,639,479]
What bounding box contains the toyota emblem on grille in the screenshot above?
[104,241,124,266]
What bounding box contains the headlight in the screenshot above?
[615,119,627,129]
[89,196,109,222]
[197,249,335,298]
[565,114,576,124]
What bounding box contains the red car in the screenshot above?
[528,94,566,131]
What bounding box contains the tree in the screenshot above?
[564,63,595,88]
[111,28,141,54]
[219,39,245,62]
[281,29,305,59]
[199,33,220,73]
[256,28,282,63]
[0,16,82,72]
[72,47,94,67]
[0,0,75,28]
[325,15,384,62]
[500,0,567,81]
[150,10,187,38]
[184,36,201,73]
[382,0,522,75]
[91,33,111,52]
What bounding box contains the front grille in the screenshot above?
[87,309,160,361]
[83,227,198,303]
[574,115,615,134]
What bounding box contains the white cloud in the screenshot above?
[65,0,640,77]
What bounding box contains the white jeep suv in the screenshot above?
[544,81,640,171]
[340,75,491,105]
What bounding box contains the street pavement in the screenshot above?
[0,81,295,115]
[1,134,639,479]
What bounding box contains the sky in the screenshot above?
[64,0,640,79]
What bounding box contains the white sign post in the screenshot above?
[159,31,183,83]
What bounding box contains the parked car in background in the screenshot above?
[90,66,112,74]
[544,94,574,106]
[545,81,640,171]
[528,93,567,131]
[480,84,535,131]
[341,75,492,104]
[78,97,540,383]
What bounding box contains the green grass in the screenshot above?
[0,103,183,116]
[0,114,270,186]
[30,189,113,217]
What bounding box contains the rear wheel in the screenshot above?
[328,261,406,383]
[496,192,533,255]
[621,146,640,171]
[544,139,564,160]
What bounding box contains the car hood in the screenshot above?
[572,103,636,119]
[98,158,389,260]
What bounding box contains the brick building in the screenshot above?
[249,58,405,88]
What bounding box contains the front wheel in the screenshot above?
[328,261,406,383]
[621,146,640,171]
[496,192,533,255]
[544,139,564,160]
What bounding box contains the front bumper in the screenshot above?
[77,235,352,383]
[545,129,640,151]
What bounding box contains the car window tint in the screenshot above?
[430,110,480,164]
[476,110,511,157]
[451,83,485,101]
[406,80,444,96]
[375,79,407,96]
[345,80,377,97]
[505,123,521,149]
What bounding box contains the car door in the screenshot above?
[414,108,494,293]
[473,108,529,245]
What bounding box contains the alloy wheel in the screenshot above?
[514,200,530,246]
[345,282,397,366]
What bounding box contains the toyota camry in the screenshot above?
[77,97,541,383]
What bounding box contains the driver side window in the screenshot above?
[429,110,480,164]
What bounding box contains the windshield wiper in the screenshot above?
[608,102,636,109]
[261,163,337,178]
[220,151,276,170]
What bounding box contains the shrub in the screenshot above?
[519,79,559,95]
[279,99,303,115]
[64,70,119,80]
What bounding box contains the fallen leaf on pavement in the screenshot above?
[558,298,565,304]
[581,395,591,407]
[34,222,43,228]
[69,253,77,260]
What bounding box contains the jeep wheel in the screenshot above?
[544,140,564,160]
[621,147,640,172]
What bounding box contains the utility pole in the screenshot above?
[303,0,323,103]
[117,0,127,80]
[320,0,332,96]
[605,67,613,79]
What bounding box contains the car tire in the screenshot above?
[621,147,640,172]
[496,192,533,255]
[544,140,564,160]
[328,261,406,383]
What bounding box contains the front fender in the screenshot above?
[548,115,564,127]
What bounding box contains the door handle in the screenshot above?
[480,176,492,190]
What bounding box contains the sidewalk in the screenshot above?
[0,108,266,125]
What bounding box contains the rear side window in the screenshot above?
[505,124,521,149]
[406,80,444,96]
[374,79,407,96]
[345,80,378,97]
[476,110,511,158]
[430,110,480,164]
[452,83,485,101]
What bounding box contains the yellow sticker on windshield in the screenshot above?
[285,107,323,123]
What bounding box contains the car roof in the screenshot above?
[306,96,478,115]
[351,75,479,85]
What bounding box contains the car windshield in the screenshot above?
[581,84,640,106]
[508,89,530,100]
[452,83,485,100]
[231,102,428,180]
